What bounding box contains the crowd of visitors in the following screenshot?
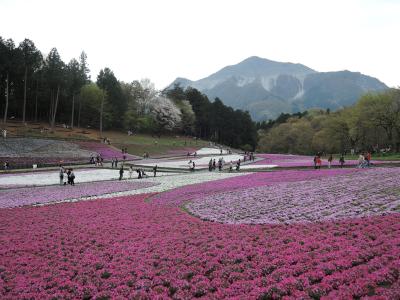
[358,152,372,168]
[90,155,104,166]
[243,152,255,162]
[102,137,111,145]
[188,160,196,171]
[59,165,75,185]
[313,151,372,169]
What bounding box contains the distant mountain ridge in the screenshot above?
[169,56,388,121]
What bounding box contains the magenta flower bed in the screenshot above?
[0,194,399,299]
[252,154,385,167]
[0,181,157,208]
[151,168,358,207]
[75,142,138,160]
[186,168,400,224]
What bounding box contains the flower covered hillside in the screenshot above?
[186,167,400,224]
[0,194,399,299]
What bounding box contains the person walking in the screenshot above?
[208,159,213,172]
[119,166,124,180]
[366,151,371,167]
[339,154,345,168]
[129,166,133,179]
[67,169,72,185]
[63,170,68,185]
[188,160,193,171]
[212,159,216,171]
[358,153,365,168]
[229,161,233,172]
[328,154,333,169]
[111,158,115,168]
[59,165,64,185]
[153,165,158,177]
[317,156,322,169]
[218,159,222,171]
[236,159,241,171]
[70,169,75,185]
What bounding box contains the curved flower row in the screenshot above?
[252,153,393,168]
[185,168,400,224]
[0,181,158,208]
[150,168,357,207]
[0,194,399,299]
[75,141,139,160]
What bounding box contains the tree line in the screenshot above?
[0,37,257,150]
[258,88,400,154]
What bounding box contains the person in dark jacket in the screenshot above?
[119,166,124,180]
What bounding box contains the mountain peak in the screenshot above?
[170,57,387,121]
[241,56,270,63]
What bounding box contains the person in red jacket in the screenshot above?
[367,152,371,166]
[316,156,322,169]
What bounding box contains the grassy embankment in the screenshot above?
[1,121,208,157]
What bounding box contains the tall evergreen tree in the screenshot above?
[66,58,87,128]
[97,68,126,128]
[44,48,65,130]
[17,39,42,123]
[0,38,17,124]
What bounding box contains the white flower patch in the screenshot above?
[137,154,243,169]
[192,147,230,155]
[55,171,245,204]
[0,168,176,188]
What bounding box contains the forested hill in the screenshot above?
[0,36,257,150]
[170,56,388,121]
[257,88,400,154]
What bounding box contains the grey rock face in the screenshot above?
[169,57,387,121]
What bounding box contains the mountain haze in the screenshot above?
[170,56,388,120]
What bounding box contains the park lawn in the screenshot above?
[2,121,209,157]
[106,132,208,156]
[3,121,93,141]
[371,153,400,161]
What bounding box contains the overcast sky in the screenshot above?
[1,0,399,89]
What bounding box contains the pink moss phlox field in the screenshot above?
[151,168,357,207]
[253,153,389,167]
[75,142,138,160]
[186,168,400,224]
[0,194,399,299]
[0,181,157,208]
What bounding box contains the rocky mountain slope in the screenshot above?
[170,56,387,120]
